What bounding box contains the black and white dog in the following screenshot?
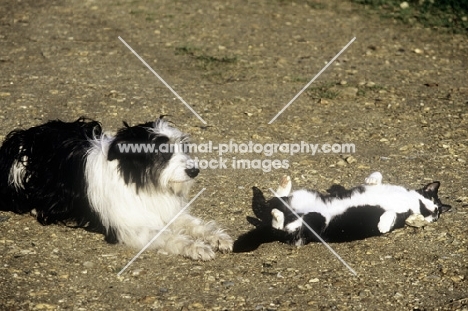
[0,117,232,260]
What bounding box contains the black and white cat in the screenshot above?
[233,172,451,252]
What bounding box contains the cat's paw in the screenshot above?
[271,208,285,229]
[365,172,383,185]
[285,218,303,233]
[275,175,292,197]
[378,211,397,233]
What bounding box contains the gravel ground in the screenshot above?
[0,0,467,310]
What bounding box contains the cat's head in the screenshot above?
[251,186,295,226]
[417,181,451,222]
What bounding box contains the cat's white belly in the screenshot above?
[289,185,428,222]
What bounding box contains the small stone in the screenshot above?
[336,160,347,167]
[340,87,358,98]
[345,156,357,164]
[83,261,94,268]
[414,48,423,54]
[35,304,56,310]
[140,296,157,304]
[190,302,204,309]
[424,275,441,281]
[308,278,319,283]
[222,281,235,287]
[400,2,409,9]
[450,275,464,283]
[394,292,404,298]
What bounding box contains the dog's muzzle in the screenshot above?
[185,168,200,178]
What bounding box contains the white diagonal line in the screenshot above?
[268,37,356,124]
[117,188,206,276]
[118,36,207,124]
[268,188,357,276]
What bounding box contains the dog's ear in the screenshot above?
[107,138,135,162]
[107,139,121,161]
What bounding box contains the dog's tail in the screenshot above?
[0,129,29,212]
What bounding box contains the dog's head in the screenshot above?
[107,117,198,197]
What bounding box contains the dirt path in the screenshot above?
[1,0,467,310]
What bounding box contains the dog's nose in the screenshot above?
[185,167,199,178]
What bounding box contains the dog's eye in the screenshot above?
[180,142,190,154]
[161,150,173,161]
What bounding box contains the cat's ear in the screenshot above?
[439,203,452,214]
[252,187,267,219]
[252,187,266,204]
[423,181,440,195]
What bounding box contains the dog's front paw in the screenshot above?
[206,230,233,253]
[378,211,396,234]
[186,240,216,261]
[365,172,383,185]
